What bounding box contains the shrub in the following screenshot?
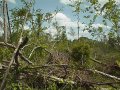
[71,43,90,65]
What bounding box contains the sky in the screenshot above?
[0,0,120,40]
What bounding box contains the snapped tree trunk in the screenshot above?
[3,0,7,42]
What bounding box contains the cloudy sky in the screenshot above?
[1,0,120,40]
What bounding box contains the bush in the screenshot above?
[71,43,90,65]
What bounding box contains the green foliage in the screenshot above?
[89,0,98,5]
[71,42,90,65]
[0,47,12,62]
[47,82,57,90]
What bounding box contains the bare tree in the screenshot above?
[3,0,8,42]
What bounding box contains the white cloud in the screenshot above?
[0,17,3,26]
[0,17,3,23]
[24,25,29,30]
[60,0,120,6]
[0,23,3,36]
[0,17,3,31]
[60,0,73,5]
[52,12,71,23]
[44,26,57,37]
[67,30,92,40]
[45,13,111,40]
[59,0,112,6]
[92,23,111,29]
[60,0,81,5]
[52,13,86,29]
[116,0,120,4]
[45,13,89,39]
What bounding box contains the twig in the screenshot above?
[89,69,120,81]
[28,45,52,59]
[19,52,33,64]
[21,44,31,50]
[48,75,75,85]
[90,57,107,66]
[47,75,120,86]
[25,64,68,70]
[0,42,15,49]
[28,46,41,59]
[91,82,120,85]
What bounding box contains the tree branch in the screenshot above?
[0,37,31,90]
[0,42,33,64]
[89,69,120,81]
